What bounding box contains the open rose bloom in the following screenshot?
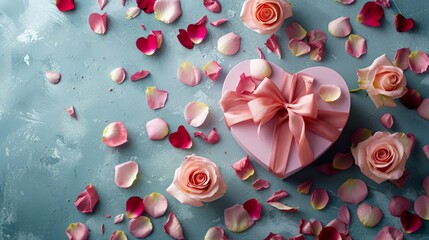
[240,0,293,35]
[167,155,227,207]
[351,132,412,184]
[357,54,407,108]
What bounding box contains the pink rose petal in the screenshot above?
[316,163,340,175]
[318,84,341,102]
[332,152,353,170]
[414,195,429,220]
[424,176,429,194]
[66,222,89,240]
[389,196,411,217]
[164,212,184,239]
[243,198,262,221]
[45,71,61,84]
[224,204,254,232]
[317,227,341,240]
[217,32,241,56]
[418,98,429,120]
[168,125,192,149]
[205,227,227,240]
[195,15,208,26]
[89,13,107,34]
[126,196,144,219]
[336,0,355,5]
[299,219,322,235]
[128,216,153,238]
[203,61,222,81]
[188,23,207,44]
[338,205,350,225]
[102,122,128,147]
[407,133,417,152]
[143,192,168,218]
[391,170,410,189]
[356,2,384,27]
[56,0,75,12]
[98,0,108,10]
[122,0,125,6]
[110,67,126,84]
[267,201,298,213]
[307,30,327,48]
[400,88,422,109]
[328,17,352,38]
[310,46,325,62]
[66,106,76,119]
[146,87,168,110]
[194,128,220,144]
[380,113,394,129]
[265,34,281,58]
[177,61,201,86]
[375,226,403,240]
[146,118,169,140]
[337,179,368,205]
[257,47,265,59]
[297,179,312,194]
[110,230,127,240]
[357,203,383,227]
[286,22,307,40]
[345,34,367,58]
[376,0,390,7]
[288,39,310,56]
[204,0,221,13]
[267,190,289,202]
[101,224,104,234]
[409,50,429,74]
[350,128,372,146]
[115,161,138,188]
[236,73,256,94]
[252,178,270,191]
[264,232,286,240]
[231,156,254,180]
[177,29,194,49]
[311,188,329,210]
[184,101,209,127]
[326,218,348,235]
[140,24,146,30]
[154,0,182,24]
[210,18,228,27]
[105,214,111,218]
[137,0,155,13]
[136,33,158,55]
[114,214,124,224]
[400,210,422,234]
[74,184,99,214]
[393,48,411,70]
[130,69,150,81]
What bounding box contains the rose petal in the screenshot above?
[417,98,429,120]
[424,176,429,195]
[128,216,153,238]
[328,17,352,38]
[111,230,127,240]
[409,50,429,74]
[146,118,169,140]
[332,152,353,170]
[130,69,150,81]
[400,210,422,234]
[299,219,323,235]
[204,0,221,13]
[252,178,270,191]
[143,192,168,218]
[345,34,367,58]
[286,22,307,40]
[319,84,341,102]
[375,226,403,240]
[105,214,111,218]
[115,161,138,188]
[288,39,310,57]
[56,0,75,12]
[203,61,222,81]
[400,88,421,109]
[393,48,411,70]
[249,59,272,81]
[114,214,124,224]
[337,179,368,205]
[217,32,241,56]
[264,232,286,240]
[307,30,327,48]
[310,46,325,62]
[164,212,184,239]
[357,203,383,227]
[177,61,201,86]
[89,13,107,34]
[154,0,182,24]
[101,223,105,234]
[126,196,144,219]
[45,71,61,84]
[169,125,192,149]
[389,196,411,217]
[317,227,341,240]
[136,34,158,55]
[137,0,155,13]
[66,222,89,240]
[338,205,350,225]
[146,87,168,110]
[110,67,126,84]
[351,128,372,147]
[316,163,340,175]
[326,218,348,235]
[74,184,99,214]
[376,0,390,7]
[194,128,220,144]
[184,101,209,127]
[149,30,163,48]
[224,204,254,232]
[407,133,417,152]
[265,34,281,58]
[177,29,194,49]
[414,195,429,220]
[243,198,261,221]
[188,23,207,44]
[236,73,256,94]
[122,0,125,6]
[210,18,228,27]
[395,14,414,32]
[205,227,227,240]
[390,169,410,189]
[126,7,141,19]
[66,106,76,119]
[231,156,254,180]
[195,15,209,26]
[297,179,312,194]
[356,2,384,27]
[380,113,394,129]
[102,122,128,147]
[98,0,108,10]
[311,188,329,210]
[256,47,265,59]
[336,0,355,5]
[267,201,298,213]
[267,190,289,202]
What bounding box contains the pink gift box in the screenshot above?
[220,60,351,179]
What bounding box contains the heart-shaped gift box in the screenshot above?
[220,60,351,179]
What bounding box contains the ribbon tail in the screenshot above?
[269,118,293,178]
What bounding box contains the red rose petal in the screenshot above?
[265,34,282,59]
[164,212,184,239]
[126,196,144,219]
[168,125,192,149]
[400,210,422,234]
[187,23,207,44]
[414,195,429,220]
[389,196,411,217]
[326,218,348,235]
[311,188,329,210]
[356,2,384,27]
[332,152,353,170]
[243,198,261,221]
[252,178,270,190]
[137,0,155,13]
[130,69,150,81]
[224,204,254,232]
[89,13,107,34]
[297,179,312,194]
[390,170,410,188]
[177,29,194,49]
[136,34,158,55]
[375,226,403,240]
[74,184,99,214]
[101,223,104,234]
[204,0,221,13]
[357,203,383,227]
[231,156,254,180]
[194,128,220,144]
[351,128,372,146]
[393,48,411,70]
[210,18,228,27]
[395,14,414,32]
[337,179,368,205]
[264,232,286,240]
[56,0,75,12]
[267,190,289,202]
[316,227,341,240]
[400,88,422,109]
[316,163,340,175]
[289,235,305,240]
[338,205,350,225]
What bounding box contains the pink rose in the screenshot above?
[351,132,412,184]
[166,154,227,207]
[240,0,293,35]
[357,54,407,108]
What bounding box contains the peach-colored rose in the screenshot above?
[357,54,407,108]
[351,132,412,184]
[240,0,293,35]
[166,154,227,207]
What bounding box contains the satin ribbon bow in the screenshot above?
[220,72,349,178]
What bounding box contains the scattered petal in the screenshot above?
[265,34,281,58]
[236,73,256,94]
[299,219,323,235]
[326,218,348,235]
[115,161,138,188]
[395,14,414,32]
[126,7,141,19]
[140,24,146,30]
[311,188,329,210]
[264,232,286,240]
[336,0,355,5]
[143,192,168,218]
[267,190,289,202]
[146,87,168,110]
[98,0,108,10]
[169,125,192,149]
[111,230,127,240]
[337,179,368,205]
[217,32,241,56]
[400,88,422,109]
[393,47,411,70]
[74,184,99,214]
[210,18,228,27]
[130,69,150,81]
[101,224,104,234]
[129,216,153,238]
[424,176,429,194]
[177,61,201,86]
[66,106,76,119]
[328,17,352,38]
[203,61,222,81]
[338,205,350,225]
[243,198,262,221]
[89,13,107,34]
[310,46,324,62]
[204,227,227,240]
[136,33,158,55]
[414,195,429,220]
[252,178,270,190]
[122,0,125,6]
[105,214,111,218]
[317,227,341,240]
[114,214,124,224]
[249,59,272,81]
[231,156,254,180]
[297,179,312,194]
[110,67,126,84]
[164,212,184,239]
[332,152,353,170]
[146,118,169,140]
[151,30,163,48]
[409,51,429,74]
[195,15,209,26]
[391,170,410,189]
[184,101,209,127]
[126,196,144,219]
[307,30,327,48]
[316,163,340,175]
[224,204,254,232]
[375,226,403,240]
[319,84,341,102]
[375,0,390,7]
[289,235,306,240]
[357,203,383,227]
[194,128,220,144]
[380,113,394,129]
[188,23,207,44]
[351,128,372,146]
[66,222,89,240]
[288,39,310,56]
[137,0,155,13]
[154,0,182,24]
[400,210,422,234]
[45,71,61,84]
[177,29,194,49]
[345,34,367,58]
[56,0,75,12]
[102,122,128,147]
[389,196,411,217]
[356,2,384,27]
[267,201,298,213]
[417,98,429,120]
[286,22,307,40]
[256,47,265,59]
[407,133,417,152]
[204,0,221,13]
